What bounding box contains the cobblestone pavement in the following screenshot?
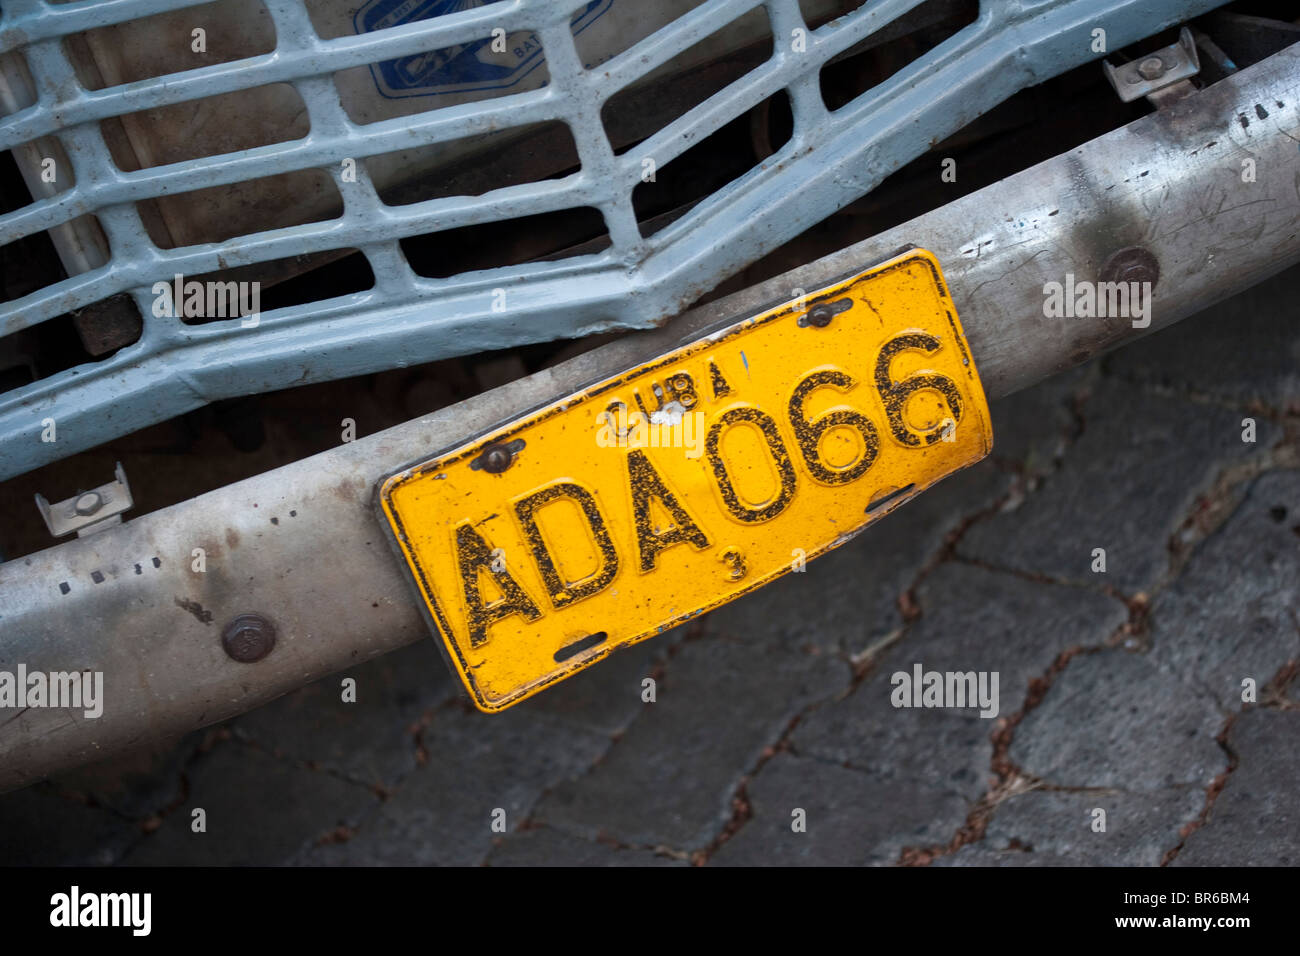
[2,265,1297,867]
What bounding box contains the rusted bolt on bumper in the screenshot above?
[222,614,276,663]
[1099,246,1160,288]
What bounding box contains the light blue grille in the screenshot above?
[0,0,1222,479]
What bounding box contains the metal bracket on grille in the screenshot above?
[34,461,133,538]
[1104,26,1201,102]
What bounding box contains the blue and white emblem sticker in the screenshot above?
[355,0,614,99]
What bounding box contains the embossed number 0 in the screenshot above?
[787,369,879,485]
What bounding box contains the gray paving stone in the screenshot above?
[487,826,686,866]
[704,458,1010,657]
[124,741,379,865]
[229,639,456,789]
[1148,470,1300,710]
[1008,650,1224,791]
[793,563,1126,790]
[709,753,970,866]
[790,669,991,805]
[518,632,675,736]
[987,363,1093,475]
[533,633,848,852]
[778,563,1125,858]
[297,707,608,866]
[959,380,1275,593]
[903,561,1127,700]
[1105,262,1300,413]
[1173,708,1300,866]
[799,700,993,799]
[45,733,200,822]
[0,782,137,865]
[937,786,1205,867]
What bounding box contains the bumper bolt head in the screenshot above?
[222,614,276,663]
[1099,246,1160,288]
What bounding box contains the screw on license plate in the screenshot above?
[799,297,853,327]
[471,439,525,474]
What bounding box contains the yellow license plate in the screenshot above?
[378,249,992,712]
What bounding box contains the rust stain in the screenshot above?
[333,477,363,501]
[174,596,214,626]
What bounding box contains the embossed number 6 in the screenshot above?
[787,369,880,485]
[873,332,963,447]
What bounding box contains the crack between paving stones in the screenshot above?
[1162,657,1300,865]
[948,552,1147,609]
[1137,440,1300,715]
[1260,656,1299,711]
[1159,711,1239,866]
[894,492,1013,628]
[1107,370,1300,424]
[895,371,1100,618]
[110,726,232,864]
[175,734,383,863]
[958,375,1294,605]
[636,616,708,702]
[295,695,470,854]
[227,725,397,798]
[689,705,811,866]
[484,820,693,866]
[1163,453,1298,592]
[895,642,1109,866]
